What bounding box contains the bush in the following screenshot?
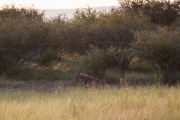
[75,47,132,79]
[102,70,157,86]
[103,69,123,84]
[5,65,34,80]
[75,48,107,78]
[125,72,157,86]
[119,0,180,26]
[36,49,58,66]
[0,5,50,73]
[5,65,67,80]
[133,27,180,85]
[127,58,154,73]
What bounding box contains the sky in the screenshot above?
[0,0,120,9]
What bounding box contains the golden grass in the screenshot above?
[0,86,180,120]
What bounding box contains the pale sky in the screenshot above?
[0,0,120,9]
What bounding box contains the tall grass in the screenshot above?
[0,86,180,120]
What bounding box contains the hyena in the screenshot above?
[76,73,97,85]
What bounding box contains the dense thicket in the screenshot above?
[0,5,49,73]
[71,7,156,74]
[119,0,180,26]
[133,28,180,85]
[0,1,180,85]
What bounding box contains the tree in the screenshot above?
[45,15,68,60]
[85,8,155,72]
[0,4,44,21]
[133,27,180,85]
[73,6,98,25]
[119,0,180,26]
[0,5,49,73]
[70,7,156,72]
[75,47,121,78]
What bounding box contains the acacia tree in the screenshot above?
[0,4,44,21]
[133,27,180,85]
[119,0,180,26]
[86,9,155,72]
[0,5,50,73]
[70,7,156,72]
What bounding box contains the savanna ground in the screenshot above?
[0,59,180,120]
[0,60,180,120]
[0,2,180,119]
[0,84,180,120]
[0,61,180,120]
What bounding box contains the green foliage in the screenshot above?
[0,17,50,65]
[103,70,123,84]
[127,58,154,73]
[75,47,131,79]
[36,49,58,66]
[46,15,69,58]
[0,51,8,74]
[103,70,156,86]
[0,5,50,73]
[0,5,156,75]
[60,20,89,55]
[5,65,34,80]
[133,27,180,85]
[0,4,44,21]
[75,49,106,78]
[70,7,154,73]
[70,7,155,53]
[0,3,179,86]
[73,6,98,24]
[125,72,158,85]
[119,0,180,26]
[5,65,66,80]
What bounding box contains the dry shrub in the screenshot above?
[125,72,157,86]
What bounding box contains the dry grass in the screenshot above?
[0,86,180,120]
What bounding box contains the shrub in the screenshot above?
[5,65,34,80]
[125,72,157,86]
[0,5,50,73]
[119,0,180,26]
[75,48,107,78]
[36,49,58,66]
[103,69,123,84]
[133,27,180,85]
[75,47,132,79]
[127,57,154,73]
[5,65,67,80]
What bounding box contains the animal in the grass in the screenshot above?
[76,73,97,85]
